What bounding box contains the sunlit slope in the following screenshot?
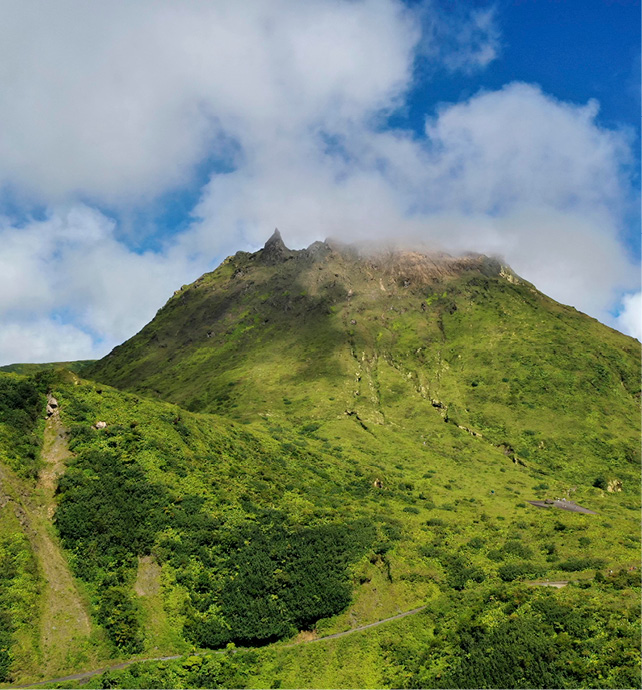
[0,360,95,375]
[22,376,642,655]
[2,355,639,686]
[88,235,641,491]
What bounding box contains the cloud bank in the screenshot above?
[0,1,638,363]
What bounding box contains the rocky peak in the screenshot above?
[259,228,294,264]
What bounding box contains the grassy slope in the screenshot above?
[14,372,638,689]
[0,361,95,376]
[3,243,640,687]
[89,245,640,494]
[0,373,113,685]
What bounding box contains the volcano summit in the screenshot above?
[0,232,639,688]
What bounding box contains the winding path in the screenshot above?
[13,606,427,688]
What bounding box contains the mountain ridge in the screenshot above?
[0,232,639,688]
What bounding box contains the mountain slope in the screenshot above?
[2,369,639,688]
[2,233,640,688]
[88,232,640,491]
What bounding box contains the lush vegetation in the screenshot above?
[0,372,49,479]
[87,244,640,497]
[1,241,640,687]
[51,574,641,689]
[0,360,95,375]
[51,382,383,656]
[0,507,41,682]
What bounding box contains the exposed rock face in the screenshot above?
[46,395,59,417]
[259,229,294,264]
[256,231,516,286]
[607,478,623,492]
[303,240,332,261]
[94,421,107,429]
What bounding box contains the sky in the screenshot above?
[0,0,639,365]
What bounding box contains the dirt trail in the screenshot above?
[39,400,71,514]
[35,399,92,675]
[134,555,162,597]
[1,398,92,681]
[13,606,428,688]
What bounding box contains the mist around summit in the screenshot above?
[0,6,639,686]
[1,222,639,687]
[0,1,640,366]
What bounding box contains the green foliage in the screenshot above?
[65,648,257,689]
[0,360,95,375]
[184,519,374,647]
[0,527,40,682]
[99,586,144,654]
[497,562,543,582]
[54,387,377,653]
[56,449,168,577]
[441,554,485,590]
[558,557,605,572]
[0,373,47,478]
[501,539,534,559]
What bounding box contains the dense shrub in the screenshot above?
[0,374,47,478]
[186,520,374,647]
[501,540,533,559]
[558,557,605,572]
[498,562,542,582]
[56,450,168,578]
[98,586,143,654]
[443,555,485,590]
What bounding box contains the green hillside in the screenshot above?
[0,234,639,688]
[0,360,95,375]
[89,233,640,492]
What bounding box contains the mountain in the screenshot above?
[89,231,640,487]
[0,360,95,375]
[0,232,640,689]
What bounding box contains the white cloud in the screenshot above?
[186,83,639,324]
[0,320,97,365]
[614,291,642,341]
[0,1,638,365]
[0,206,205,363]
[0,0,423,204]
[418,5,500,74]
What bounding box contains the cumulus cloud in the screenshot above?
[614,292,642,341]
[0,0,638,364]
[187,83,638,324]
[0,0,422,204]
[0,207,205,362]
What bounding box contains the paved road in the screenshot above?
[12,606,427,688]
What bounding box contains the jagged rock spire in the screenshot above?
[260,228,293,264]
[264,228,285,249]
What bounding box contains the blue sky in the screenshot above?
[0,0,639,364]
[407,0,640,258]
